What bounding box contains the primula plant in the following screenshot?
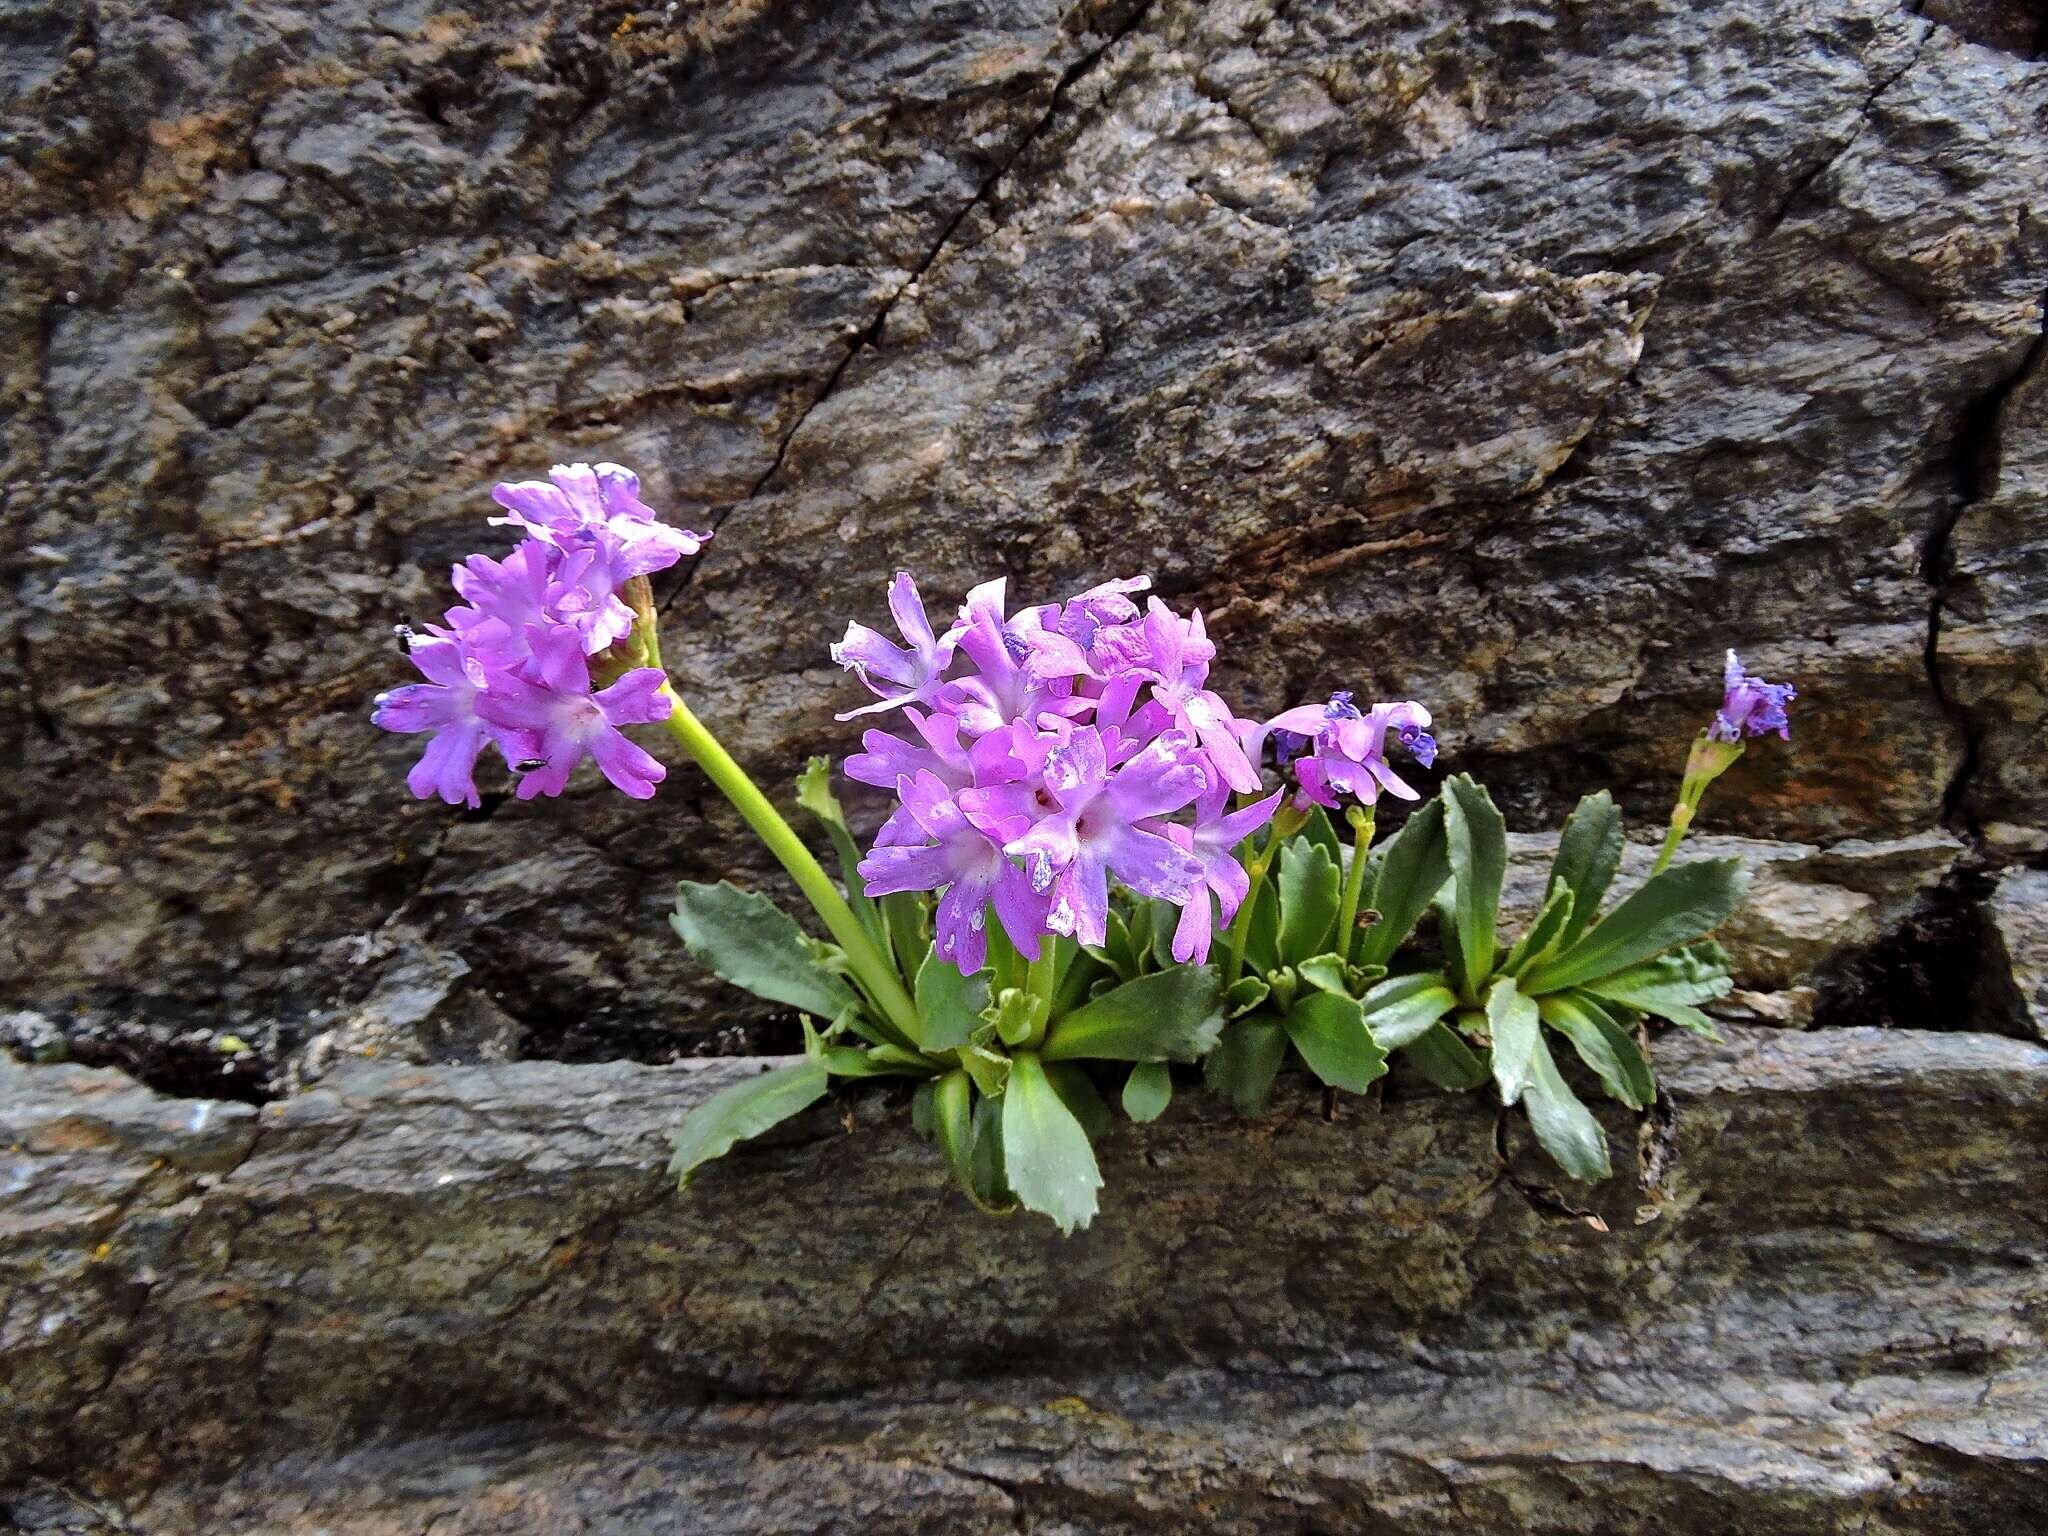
[375,463,1796,1232]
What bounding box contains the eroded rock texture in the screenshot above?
[4,1027,2047,1531]
[2,0,2045,1071]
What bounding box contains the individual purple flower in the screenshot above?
[489,462,709,579]
[857,771,1049,973]
[1165,777,1284,964]
[448,537,634,658]
[1263,692,1437,810]
[1117,599,1263,794]
[831,571,959,721]
[1710,650,1796,742]
[993,726,1208,948]
[373,637,533,809]
[474,625,673,801]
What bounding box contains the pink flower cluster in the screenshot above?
[373,463,706,806]
[838,574,1438,974]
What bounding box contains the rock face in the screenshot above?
[3,0,2046,1067]
[5,1026,2047,1531]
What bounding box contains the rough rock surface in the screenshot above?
[3,0,2047,1072]
[4,1025,2046,1531]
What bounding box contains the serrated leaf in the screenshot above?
[1521,1034,1612,1182]
[1441,775,1507,998]
[1359,971,1460,1049]
[958,1042,1011,1099]
[1301,807,1344,866]
[1045,1060,1113,1140]
[1486,975,1542,1106]
[1123,1061,1173,1122]
[1403,1021,1490,1090]
[1503,885,1575,978]
[1204,1013,1289,1115]
[1548,790,1623,948]
[1355,801,1450,970]
[915,950,992,1051]
[1224,975,1271,1018]
[1002,1053,1103,1235]
[1540,993,1654,1109]
[1277,838,1342,965]
[1041,966,1224,1063]
[1523,861,1751,996]
[1296,952,1354,996]
[1285,990,1388,1094]
[671,882,863,1021]
[667,1061,829,1188]
[1577,941,1733,1040]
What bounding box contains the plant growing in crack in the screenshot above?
[372,462,1796,1231]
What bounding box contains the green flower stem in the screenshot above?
[1020,943,1058,1051]
[1223,820,1287,988]
[1336,804,1375,964]
[660,696,924,1046]
[1649,802,1692,878]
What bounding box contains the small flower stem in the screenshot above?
[660,696,924,1046]
[1223,821,1286,989]
[1336,805,1375,965]
[1019,943,1058,1051]
[1650,802,1692,878]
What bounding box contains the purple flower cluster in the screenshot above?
[838,574,1444,974]
[373,463,706,806]
[1710,650,1796,742]
[1257,692,1438,811]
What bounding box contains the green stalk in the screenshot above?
[1223,821,1285,988]
[1649,802,1692,878]
[1335,805,1375,965]
[662,699,924,1043]
[1019,942,1058,1052]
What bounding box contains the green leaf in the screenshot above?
[1521,1034,1612,1182]
[1486,975,1543,1106]
[1578,941,1733,1039]
[882,892,930,988]
[1402,1021,1489,1090]
[1540,993,1654,1109]
[1522,860,1751,996]
[1296,952,1354,996]
[1224,975,1271,1018]
[934,1069,980,1201]
[1277,838,1341,965]
[1147,898,1182,971]
[1122,1061,1173,1122]
[1435,887,1468,998]
[795,757,885,952]
[1001,1053,1104,1235]
[1548,790,1623,947]
[957,1042,1011,1099]
[1204,1014,1290,1115]
[1503,885,1575,978]
[1049,939,1109,1018]
[1285,990,1388,1093]
[1301,807,1344,866]
[1245,879,1281,974]
[1359,971,1460,1049]
[1041,966,1224,1063]
[969,1093,1011,1207]
[670,882,863,1022]
[668,1061,829,1188]
[988,986,1046,1048]
[1096,909,1144,983]
[912,1078,938,1139]
[915,951,991,1051]
[1355,801,1450,970]
[1045,1061,1113,1140]
[1441,775,1507,998]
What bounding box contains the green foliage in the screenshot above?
[668,749,1749,1225]
[668,1061,830,1189]
[670,882,863,1023]
[1002,1053,1104,1235]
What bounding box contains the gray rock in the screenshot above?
[1985,866,2048,1042]
[4,1027,2046,1528]
[3,0,2047,1066]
